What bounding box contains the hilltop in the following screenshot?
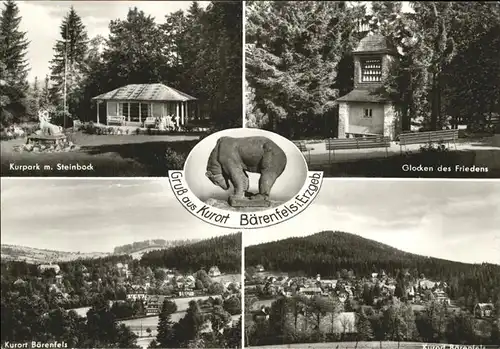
[1,238,201,264]
[0,244,109,263]
[113,238,201,259]
[141,232,242,273]
[245,231,500,280]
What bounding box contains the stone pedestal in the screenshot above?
[228,196,271,208]
[338,102,349,139]
[19,133,78,153]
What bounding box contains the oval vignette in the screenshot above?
[183,128,308,205]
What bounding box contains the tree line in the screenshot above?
[141,232,242,273]
[0,0,242,129]
[150,297,241,348]
[246,296,500,346]
[246,1,500,138]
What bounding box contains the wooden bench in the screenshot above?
[143,117,157,128]
[293,141,314,165]
[398,129,459,152]
[325,136,391,163]
[107,115,126,126]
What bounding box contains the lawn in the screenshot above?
[1,131,201,176]
[311,149,500,178]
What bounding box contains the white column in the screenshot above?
[176,103,180,127]
[128,103,130,122]
[139,103,142,124]
[106,102,109,125]
[185,102,189,125]
[96,101,100,124]
[180,101,185,125]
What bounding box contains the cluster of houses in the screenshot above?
[247,266,496,320]
[124,265,226,299]
[11,262,236,309]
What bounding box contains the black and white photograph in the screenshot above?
[184,128,307,211]
[244,180,500,347]
[245,1,500,178]
[0,178,242,348]
[0,0,242,177]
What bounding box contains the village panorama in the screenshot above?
[244,231,500,348]
[1,233,242,349]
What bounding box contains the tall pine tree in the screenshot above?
[156,299,177,348]
[246,1,364,138]
[48,6,88,118]
[0,0,29,126]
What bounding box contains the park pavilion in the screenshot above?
[91,83,197,127]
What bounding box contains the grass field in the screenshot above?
[249,341,440,349]
[1,132,200,176]
[304,135,500,178]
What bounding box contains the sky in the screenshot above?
[243,180,500,265]
[2,178,499,265]
[0,178,230,253]
[6,1,209,83]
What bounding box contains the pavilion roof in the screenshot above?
[92,83,197,102]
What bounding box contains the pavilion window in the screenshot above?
[130,103,140,122]
[361,58,382,82]
[108,102,118,116]
[118,103,125,116]
[152,103,163,117]
[140,103,149,119]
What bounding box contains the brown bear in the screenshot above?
[205,136,287,203]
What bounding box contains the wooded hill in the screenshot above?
[141,232,241,273]
[113,238,201,255]
[245,231,500,305]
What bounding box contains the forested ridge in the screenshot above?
[113,238,201,255]
[245,231,500,304]
[141,232,241,273]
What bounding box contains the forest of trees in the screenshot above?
[141,233,242,273]
[113,238,200,255]
[0,0,242,130]
[245,231,500,310]
[246,1,500,139]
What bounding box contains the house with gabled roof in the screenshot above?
[474,303,495,318]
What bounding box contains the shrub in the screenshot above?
[135,128,141,135]
[165,148,187,170]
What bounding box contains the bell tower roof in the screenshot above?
[354,32,397,55]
